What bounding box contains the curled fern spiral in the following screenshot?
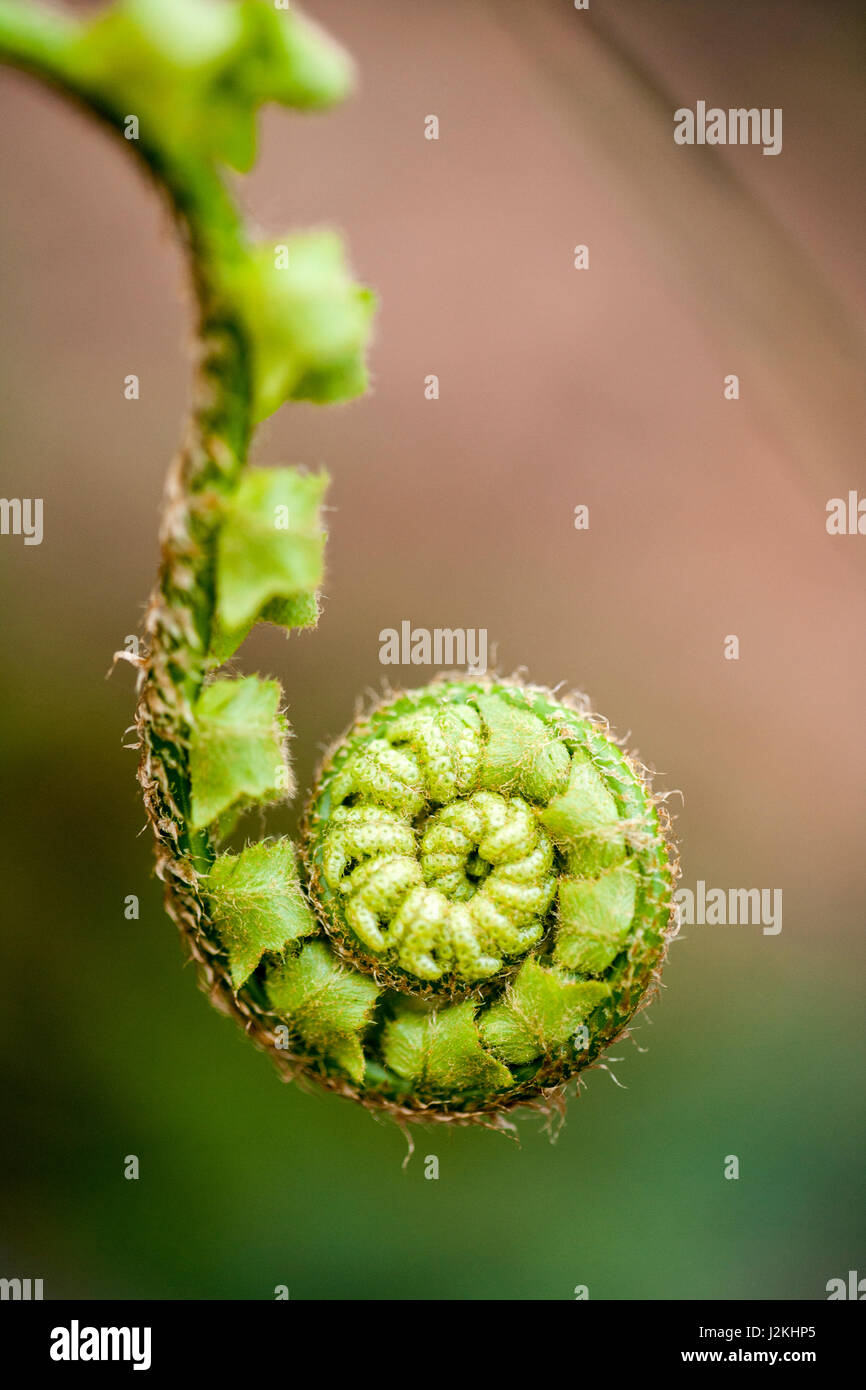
[1,0,677,1126]
[295,679,675,1117]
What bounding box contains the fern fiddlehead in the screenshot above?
[298,680,675,1116]
[1,0,678,1128]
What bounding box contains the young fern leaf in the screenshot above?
[268,941,380,1087]
[210,466,328,663]
[206,840,317,989]
[68,0,354,169]
[479,961,610,1066]
[188,676,290,831]
[1,0,678,1128]
[382,1001,514,1098]
[227,232,376,422]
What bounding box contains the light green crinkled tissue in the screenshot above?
[210,466,327,663]
[480,959,609,1064]
[230,231,375,423]
[188,676,290,829]
[555,862,638,973]
[383,1001,513,1095]
[207,839,316,988]
[67,0,353,171]
[474,694,571,802]
[267,941,380,1084]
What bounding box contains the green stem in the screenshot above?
[0,0,255,873]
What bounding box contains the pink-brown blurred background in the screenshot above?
[1,0,864,1299]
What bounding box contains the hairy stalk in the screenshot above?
[0,0,255,879]
[2,0,678,1128]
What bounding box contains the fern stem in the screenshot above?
[0,0,256,874]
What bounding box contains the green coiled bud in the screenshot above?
[272,678,677,1118]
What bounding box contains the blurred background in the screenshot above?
[1,0,864,1299]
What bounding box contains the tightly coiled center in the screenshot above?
[312,692,576,987]
[322,790,556,982]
